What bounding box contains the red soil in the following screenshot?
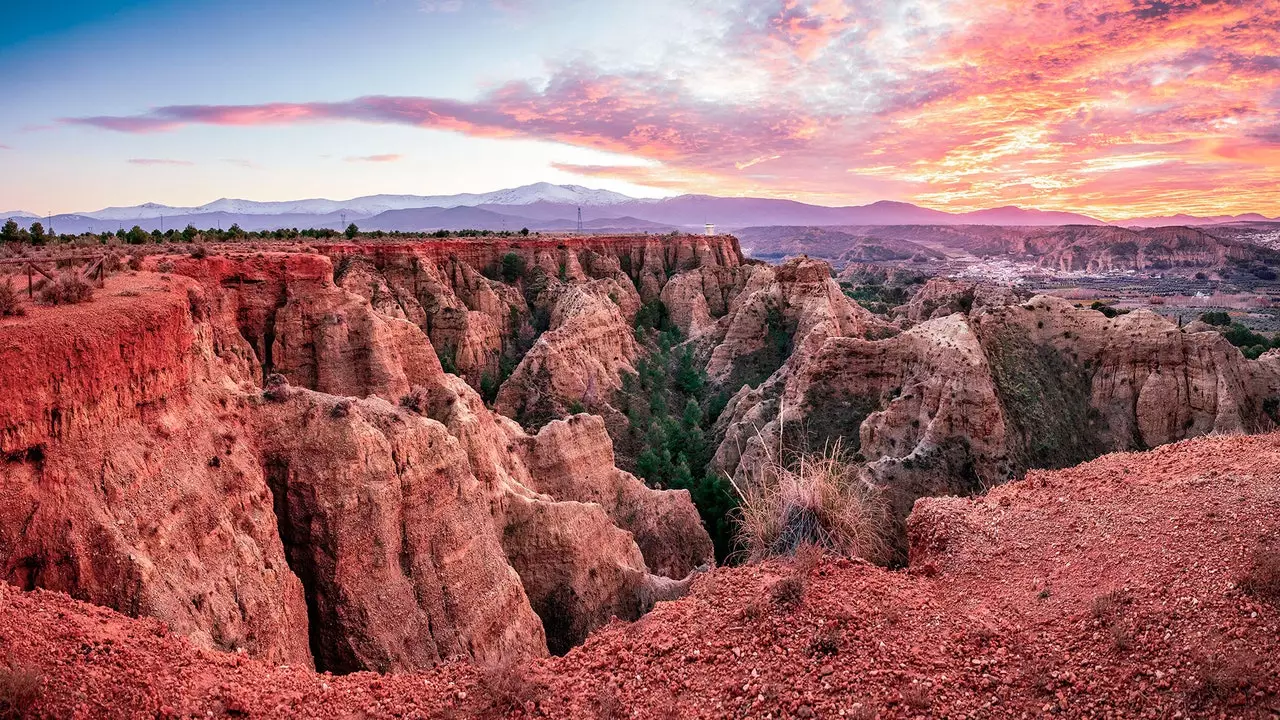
[2,433,1278,718]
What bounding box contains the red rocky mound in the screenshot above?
[1,432,1276,718]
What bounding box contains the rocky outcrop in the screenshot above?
[0,250,714,674]
[494,279,641,424]
[520,415,712,579]
[712,290,1280,555]
[0,275,312,667]
[319,234,744,396]
[254,392,546,672]
[703,257,880,389]
[894,277,1024,323]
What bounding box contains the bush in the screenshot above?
[1240,534,1280,604]
[731,440,890,563]
[0,662,41,718]
[37,272,93,305]
[479,661,545,713]
[1222,322,1267,349]
[263,373,290,402]
[189,244,208,259]
[330,399,354,419]
[1199,311,1230,326]
[770,574,806,607]
[399,386,430,414]
[501,252,526,283]
[0,278,24,316]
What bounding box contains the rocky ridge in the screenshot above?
[0,250,714,673]
[2,432,1276,717]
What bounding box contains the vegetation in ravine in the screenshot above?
[617,300,737,560]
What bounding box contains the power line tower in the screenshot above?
[577,207,583,234]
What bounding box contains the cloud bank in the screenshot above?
[65,0,1280,218]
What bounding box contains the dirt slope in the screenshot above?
[2,432,1276,718]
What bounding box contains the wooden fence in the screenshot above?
[0,254,108,297]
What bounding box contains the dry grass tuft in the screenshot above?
[807,623,842,657]
[593,684,625,719]
[731,439,890,563]
[1192,648,1263,702]
[900,684,932,711]
[770,574,807,608]
[0,278,25,317]
[37,272,93,305]
[479,661,546,713]
[0,661,41,719]
[1240,533,1280,604]
[262,373,291,403]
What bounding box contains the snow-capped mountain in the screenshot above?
[474,183,632,207]
[75,183,637,221]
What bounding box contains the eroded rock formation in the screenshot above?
[0,245,715,673]
[710,275,1280,555]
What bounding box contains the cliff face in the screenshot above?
[708,269,1280,554]
[0,275,311,666]
[321,234,743,407]
[0,245,715,673]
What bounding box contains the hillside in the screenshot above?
[1,432,1276,717]
[738,223,1280,272]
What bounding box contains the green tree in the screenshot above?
[501,252,526,283]
[520,227,530,236]
[1200,311,1231,326]
[1,219,17,241]
[345,223,359,239]
[125,225,147,245]
[182,224,198,241]
[29,222,46,245]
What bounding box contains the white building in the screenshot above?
[704,223,716,236]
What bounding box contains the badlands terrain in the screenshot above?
[1,232,1279,717]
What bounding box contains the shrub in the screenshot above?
[37,272,93,305]
[0,662,41,718]
[127,254,144,271]
[156,259,175,274]
[807,624,842,657]
[190,244,208,259]
[730,440,890,563]
[479,661,545,713]
[500,252,526,283]
[330,399,354,419]
[399,386,430,414]
[263,373,290,402]
[1192,648,1263,702]
[0,278,24,316]
[1240,534,1280,603]
[770,574,807,608]
[1199,311,1230,326]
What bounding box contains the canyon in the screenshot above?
[2,232,1280,716]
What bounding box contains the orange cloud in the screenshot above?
[64,0,1280,218]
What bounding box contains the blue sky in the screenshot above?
[1,0,678,212]
[3,1,1279,219]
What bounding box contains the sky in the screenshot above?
[2,0,1279,220]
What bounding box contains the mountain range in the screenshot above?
[6,183,1278,234]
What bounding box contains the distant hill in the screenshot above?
[738,223,1280,272]
[1121,212,1279,227]
[17,182,1126,234]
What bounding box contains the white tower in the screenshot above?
[704,223,716,236]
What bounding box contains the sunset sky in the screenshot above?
[3,0,1279,219]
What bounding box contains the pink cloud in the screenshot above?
[346,153,404,163]
[60,0,1280,218]
[127,158,194,166]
